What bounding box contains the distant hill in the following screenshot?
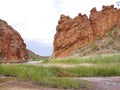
[28,50,49,61]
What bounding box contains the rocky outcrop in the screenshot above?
[0,19,29,62]
[90,5,120,36]
[51,5,120,59]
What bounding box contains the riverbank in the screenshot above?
[1,75,120,90]
[0,75,72,90]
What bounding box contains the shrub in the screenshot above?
[91,43,99,51]
[108,38,114,44]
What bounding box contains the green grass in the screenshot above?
[46,53,120,64]
[0,65,84,89]
[1,53,120,89]
[0,63,120,88]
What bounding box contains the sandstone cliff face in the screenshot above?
[0,19,29,62]
[90,5,120,36]
[51,5,120,59]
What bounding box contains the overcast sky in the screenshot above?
[0,0,119,56]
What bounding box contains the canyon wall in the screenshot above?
[0,19,29,62]
[51,5,120,59]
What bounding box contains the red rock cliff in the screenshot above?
[51,5,120,59]
[0,19,29,62]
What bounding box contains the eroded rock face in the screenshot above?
[0,19,29,62]
[90,5,120,36]
[51,5,120,59]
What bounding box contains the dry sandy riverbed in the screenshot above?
[79,77,120,90]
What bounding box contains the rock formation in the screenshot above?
[51,5,120,59]
[0,19,29,62]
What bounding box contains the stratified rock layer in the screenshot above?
[0,19,29,62]
[51,5,120,59]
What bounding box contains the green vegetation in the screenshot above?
[46,53,120,64]
[108,38,114,44]
[1,63,120,88]
[106,26,119,45]
[1,53,120,89]
[91,43,99,51]
[28,50,49,61]
[108,26,119,39]
[0,65,84,89]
